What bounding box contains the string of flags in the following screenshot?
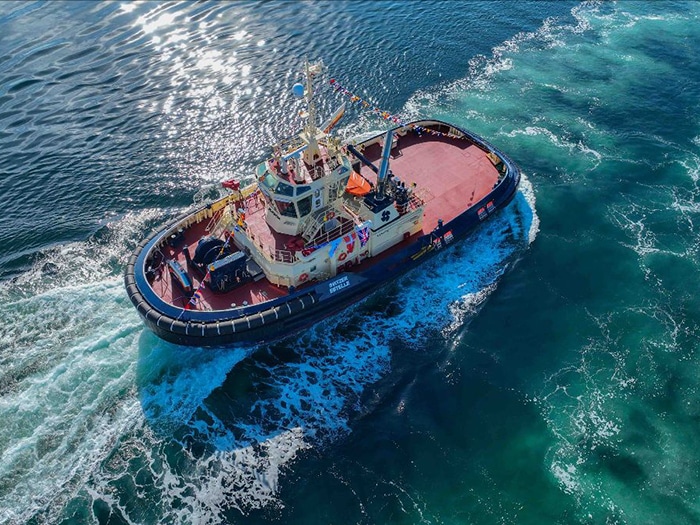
[329,78,461,139]
[184,270,209,310]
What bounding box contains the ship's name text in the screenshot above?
[329,276,350,294]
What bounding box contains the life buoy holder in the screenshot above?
[338,252,347,262]
[299,273,309,282]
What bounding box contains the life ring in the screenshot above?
[338,252,347,261]
[360,251,369,258]
[299,273,309,282]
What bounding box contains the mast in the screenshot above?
[303,59,317,137]
[301,58,321,166]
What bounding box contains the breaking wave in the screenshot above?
[0,176,536,523]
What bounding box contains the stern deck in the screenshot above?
[147,219,289,310]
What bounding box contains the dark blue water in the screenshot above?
[2,1,700,523]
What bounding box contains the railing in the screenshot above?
[272,249,297,263]
[307,218,355,248]
[242,189,265,214]
[327,157,340,171]
[407,190,427,211]
[245,236,298,266]
[301,207,328,241]
[311,165,325,181]
[205,207,225,233]
[343,196,364,215]
[342,201,363,224]
[300,199,352,242]
[292,154,342,183]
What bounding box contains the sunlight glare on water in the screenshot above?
[2,0,700,523]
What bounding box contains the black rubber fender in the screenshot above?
[135,300,150,317]
[247,312,264,330]
[169,319,188,335]
[221,319,236,334]
[299,294,316,308]
[145,308,161,325]
[287,298,306,316]
[203,322,224,338]
[261,309,277,325]
[125,283,139,299]
[233,317,248,332]
[274,304,291,320]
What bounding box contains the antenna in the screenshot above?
[297,58,323,166]
[304,58,317,135]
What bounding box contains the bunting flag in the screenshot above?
[329,78,463,139]
[343,232,357,254]
[328,238,342,257]
[357,222,371,247]
[186,271,208,309]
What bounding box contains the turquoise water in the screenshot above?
[1,1,700,523]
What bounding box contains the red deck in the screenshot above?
[147,220,289,311]
[244,197,299,254]
[358,132,500,233]
[146,131,500,311]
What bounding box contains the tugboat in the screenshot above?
[125,60,521,346]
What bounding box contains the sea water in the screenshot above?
[1,1,699,523]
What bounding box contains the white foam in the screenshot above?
[0,279,144,522]
[550,461,581,496]
[679,155,700,183]
[0,39,546,513]
[0,178,538,522]
[405,2,598,101]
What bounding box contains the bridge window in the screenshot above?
[297,195,312,217]
[275,199,298,218]
[275,181,295,197]
[259,172,277,192]
[295,185,311,196]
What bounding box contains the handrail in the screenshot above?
[342,202,363,225]
[307,218,355,248]
[205,207,225,233]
